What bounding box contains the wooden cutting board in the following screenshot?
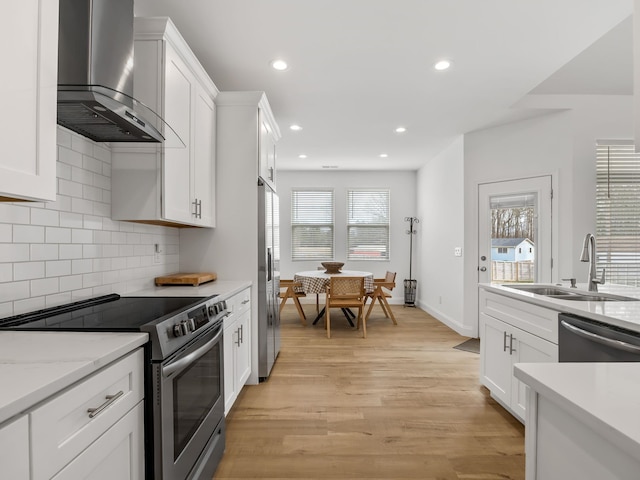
[155,272,217,286]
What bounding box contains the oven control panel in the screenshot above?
[171,300,227,338]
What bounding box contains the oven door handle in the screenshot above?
[162,327,223,378]
[560,320,640,354]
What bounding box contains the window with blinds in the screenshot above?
[596,141,640,286]
[347,189,390,261]
[291,189,334,261]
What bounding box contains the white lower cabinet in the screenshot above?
[51,402,144,480]
[30,348,145,480]
[224,288,252,414]
[0,415,29,479]
[480,312,557,422]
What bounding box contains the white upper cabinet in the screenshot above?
[0,0,57,202]
[216,91,280,192]
[111,17,217,228]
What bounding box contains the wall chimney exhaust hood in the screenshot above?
[57,0,178,144]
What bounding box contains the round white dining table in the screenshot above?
[293,270,374,295]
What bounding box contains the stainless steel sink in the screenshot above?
[503,285,573,296]
[502,284,639,302]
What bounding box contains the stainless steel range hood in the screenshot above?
[57,0,166,143]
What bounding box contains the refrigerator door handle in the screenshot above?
[267,247,272,281]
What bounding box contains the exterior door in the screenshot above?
[478,176,552,285]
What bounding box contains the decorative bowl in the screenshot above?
[321,262,344,274]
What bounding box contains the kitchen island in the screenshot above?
[480,282,640,479]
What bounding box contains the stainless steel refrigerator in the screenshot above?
[257,177,280,380]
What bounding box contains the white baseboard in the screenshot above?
[418,301,475,337]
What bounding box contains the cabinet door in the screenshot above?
[193,82,215,227]
[479,313,511,407]
[511,330,558,421]
[51,402,144,480]
[236,309,252,388]
[259,114,276,188]
[162,42,194,224]
[223,319,237,415]
[0,415,29,479]
[0,0,56,202]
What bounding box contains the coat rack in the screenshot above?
[404,216,419,306]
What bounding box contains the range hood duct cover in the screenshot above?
[57,0,164,143]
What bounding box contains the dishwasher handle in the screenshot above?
[560,319,640,354]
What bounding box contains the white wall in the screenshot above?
[0,127,180,317]
[277,170,417,304]
[416,137,466,333]
[460,95,632,337]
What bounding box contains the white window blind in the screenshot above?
[596,141,640,286]
[347,189,390,261]
[291,189,334,261]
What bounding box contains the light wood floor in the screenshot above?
[214,303,525,479]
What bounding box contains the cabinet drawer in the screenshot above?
[480,290,558,344]
[227,288,251,316]
[31,349,144,480]
[0,415,29,479]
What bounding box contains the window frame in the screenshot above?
[346,188,390,261]
[290,188,335,261]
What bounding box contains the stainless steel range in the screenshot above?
[0,293,227,480]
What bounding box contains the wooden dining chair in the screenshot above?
[325,276,366,338]
[279,280,307,325]
[364,271,398,325]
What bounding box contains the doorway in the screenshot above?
[478,176,553,286]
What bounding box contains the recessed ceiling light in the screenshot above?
[290,124,303,131]
[298,154,307,159]
[434,60,451,71]
[379,153,389,158]
[395,127,407,133]
[271,59,288,71]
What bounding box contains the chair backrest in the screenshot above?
[384,271,396,289]
[328,276,364,300]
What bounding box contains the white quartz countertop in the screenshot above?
[0,331,148,425]
[128,279,251,301]
[514,362,640,461]
[481,283,640,333]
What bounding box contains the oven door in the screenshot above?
[153,322,225,480]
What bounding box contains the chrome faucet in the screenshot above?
[580,233,605,292]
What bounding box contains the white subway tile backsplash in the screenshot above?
[0,280,30,302]
[46,227,72,244]
[31,208,60,227]
[30,244,59,261]
[72,259,93,274]
[0,244,30,262]
[72,228,93,244]
[13,225,45,243]
[59,274,83,292]
[58,146,82,168]
[13,297,46,316]
[0,224,11,242]
[30,277,59,297]
[93,202,110,217]
[1,129,179,313]
[14,262,45,281]
[0,264,12,282]
[83,215,103,230]
[0,204,30,224]
[46,260,71,277]
[59,244,83,259]
[83,272,103,288]
[60,212,84,229]
[83,155,103,174]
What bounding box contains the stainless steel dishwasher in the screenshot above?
[559,313,640,362]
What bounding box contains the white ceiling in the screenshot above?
[133,0,633,171]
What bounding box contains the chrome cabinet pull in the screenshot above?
[87,390,124,418]
[239,324,244,344]
[503,331,508,352]
[235,327,241,347]
[509,334,516,355]
[241,299,250,305]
